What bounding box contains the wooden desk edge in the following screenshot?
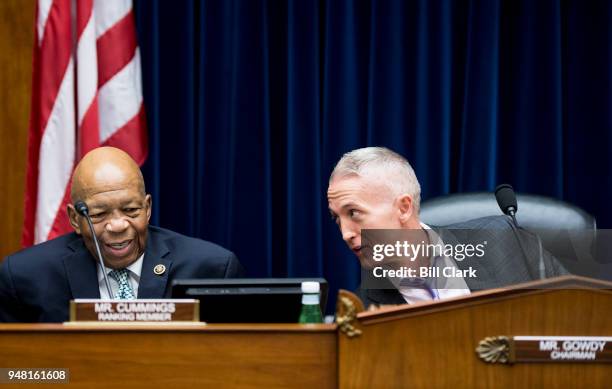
[357,276,612,325]
[0,323,338,332]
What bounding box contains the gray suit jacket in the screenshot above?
[360,215,569,306]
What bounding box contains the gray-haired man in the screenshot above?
[327,146,568,307]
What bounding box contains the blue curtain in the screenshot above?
[134,0,612,306]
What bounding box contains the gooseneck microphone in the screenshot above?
[494,184,545,280]
[74,201,114,299]
[495,184,519,225]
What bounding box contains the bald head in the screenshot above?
[67,147,152,269]
[71,147,145,203]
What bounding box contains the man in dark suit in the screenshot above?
[0,147,244,322]
[327,147,568,307]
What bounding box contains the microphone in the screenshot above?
[494,184,545,280]
[74,201,114,299]
[495,184,518,225]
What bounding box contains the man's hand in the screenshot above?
[367,303,400,312]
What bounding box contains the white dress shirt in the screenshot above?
[397,223,471,304]
[97,254,144,299]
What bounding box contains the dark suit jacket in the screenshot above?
[0,226,245,322]
[360,215,569,306]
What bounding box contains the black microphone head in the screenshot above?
[74,201,89,216]
[494,184,518,215]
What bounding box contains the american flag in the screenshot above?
[22,0,147,246]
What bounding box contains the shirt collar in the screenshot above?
[97,253,144,283]
[395,223,455,293]
[385,224,438,290]
[420,222,444,259]
[416,222,472,292]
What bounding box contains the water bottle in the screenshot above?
[298,281,323,323]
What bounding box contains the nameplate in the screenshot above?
[69,299,199,322]
[476,336,612,364]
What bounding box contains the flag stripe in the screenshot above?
[76,6,97,125]
[76,0,93,39]
[78,96,101,157]
[47,181,73,241]
[103,105,148,165]
[94,0,131,38]
[36,0,53,45]
[96,10,137,88]
[98,49,143,143]
[37,0,72,141]
[76,0,99,159]
[35,59,75,243]
[22,3,44,246]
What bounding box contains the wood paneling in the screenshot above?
[0,0,35,259]
[0,323,338,389]
[339,280,612,389]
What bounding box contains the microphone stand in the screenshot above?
[75,201,114,299]
[495,185,545,280]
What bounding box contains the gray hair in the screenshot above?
[330,147,421,211]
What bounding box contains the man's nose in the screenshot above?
[341,223,357,243]
[105,216,129,233]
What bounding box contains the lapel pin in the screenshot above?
[153,264,166,275]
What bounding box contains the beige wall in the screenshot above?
[0,0,35,259]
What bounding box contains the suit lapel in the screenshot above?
[435,227,497,291]
[137,229,173,298]
[361,277,406,306]
[63,236,101,299]
[366,288,406,305]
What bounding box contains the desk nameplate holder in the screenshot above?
[69,299,200,322]
[476,336,612,364]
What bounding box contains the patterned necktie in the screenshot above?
[109,269,136,299]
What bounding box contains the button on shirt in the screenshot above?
[97,254,144,299]
[397,223,471,304]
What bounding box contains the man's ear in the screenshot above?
[145,194,152,223]
[67,204,82,234]
[397,194,414,226]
